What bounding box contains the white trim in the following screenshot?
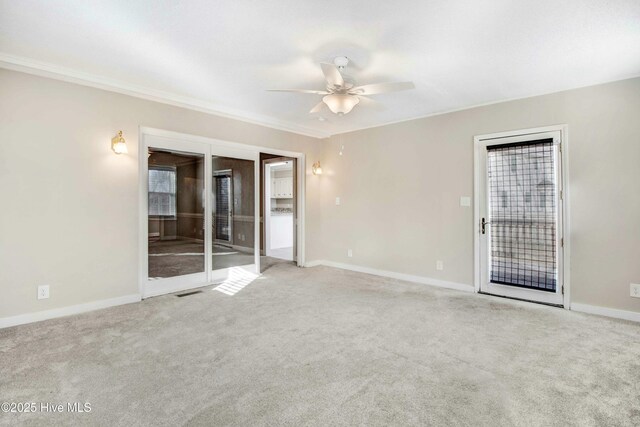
[321,75,640,136]
[264,163,273,256]
[140,127,306,160]
[473,124,570,308]
[303,260,323,268]
[5,52,640,139]
[308,260,474,293]
[0,53,329,139]
[571,303,640,323]
[0,294,141,329]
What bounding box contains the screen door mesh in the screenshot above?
[487,139,558,292]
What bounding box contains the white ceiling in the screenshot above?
[1,0,639,138]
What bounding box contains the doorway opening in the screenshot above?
[262,156,297,265]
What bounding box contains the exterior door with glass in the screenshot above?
[476,129,565,306]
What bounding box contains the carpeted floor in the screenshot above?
[1,263,639,426]
[148,240,255,278]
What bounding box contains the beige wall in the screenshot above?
[319,77,640,313]
[0,69,323,318]
[1,68,638,321]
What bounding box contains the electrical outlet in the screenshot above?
[347,249,353,257]
[38,285,50,300]
[436,260,444,271]
[631,283,640,298]
[335,197,341,206]
[460,196,471,207]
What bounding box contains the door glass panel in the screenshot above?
[148,149,205,279]
[212,156,255,270]
[214,174,232,241]
[487,140,558,292]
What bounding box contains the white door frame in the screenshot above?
[263,157,297,260]
[138,127,307,298]
[264,162,274,256]
[473,124,570,308]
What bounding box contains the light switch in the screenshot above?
[335,197,341,205]
[460,196,471,207]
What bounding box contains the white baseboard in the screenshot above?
[304,260,323,268]
[307,260,474,293]
[0,294,141,329]
[571,303,640,323]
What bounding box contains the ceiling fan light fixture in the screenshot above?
[322,94,359,115]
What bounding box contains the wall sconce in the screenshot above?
[312,161,323,175]
[111,130,128,154]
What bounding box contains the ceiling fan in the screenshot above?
[268,56,414,116]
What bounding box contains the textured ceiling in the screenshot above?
[1,0,639,137]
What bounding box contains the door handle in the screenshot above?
[481,217,489,234]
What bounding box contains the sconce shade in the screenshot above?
[312,161,323,175]
[322,94,359,115]
[112,130,128,154]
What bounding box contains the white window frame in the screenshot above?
[148,166,177,218]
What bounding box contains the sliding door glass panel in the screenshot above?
[212,156,255,270]
[487,140,558,292]
[214,172,232,243]
[148,149,205,279]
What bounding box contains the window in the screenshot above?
[149,167,176,216]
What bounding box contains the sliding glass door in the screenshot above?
[210,156,256,280]
[148,149,206,282]
[142,134,259,298]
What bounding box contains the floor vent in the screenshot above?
[175,290,203,298]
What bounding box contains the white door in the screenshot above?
[475,129,565,306]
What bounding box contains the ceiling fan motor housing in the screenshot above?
[334,56,349,70]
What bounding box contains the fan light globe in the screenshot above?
[322,94,359,115]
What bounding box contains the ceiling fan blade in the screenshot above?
[320,63,344,88]
[356,95,384,110]
[349,81,415,95]
[267,89,329,95]
[309,101,326,114]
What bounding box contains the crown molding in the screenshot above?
[328,73,640,137]
[0,52,330,139]
[4,52,638,140]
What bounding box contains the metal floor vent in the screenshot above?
[175,290,203,298]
